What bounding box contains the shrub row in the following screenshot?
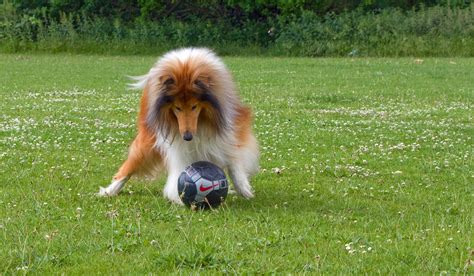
[1,4,473,56]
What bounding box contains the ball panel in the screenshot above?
[177,172,198,207]
[192,161,226,180]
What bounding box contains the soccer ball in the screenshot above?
[177,161,229,209]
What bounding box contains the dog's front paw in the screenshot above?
[97,177,129,197]
[164,191,184,205]
[234,181,254,199]
[98,186,114,197]
[167,195,185,205]
[237,188,254,199]
[163,180,184,205]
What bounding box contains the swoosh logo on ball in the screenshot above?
[199,183,219,192]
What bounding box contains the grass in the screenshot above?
[0,54,473,274]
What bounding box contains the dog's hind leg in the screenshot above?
[98,133,160,196]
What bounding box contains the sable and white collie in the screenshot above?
[98,48,259,204]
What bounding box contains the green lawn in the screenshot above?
[0,54,473,274]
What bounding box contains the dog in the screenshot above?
[98,48,259,204]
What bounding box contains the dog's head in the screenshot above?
[144,48,231,142]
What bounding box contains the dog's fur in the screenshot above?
[98,48,259,204]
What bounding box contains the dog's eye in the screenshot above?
[194,80,207,88]
[191,105,197,110]
[163,78,174,86]
[175,107,182,112]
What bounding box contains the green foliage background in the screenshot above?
[1,0,473,56]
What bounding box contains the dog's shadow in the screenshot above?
[224,188,330,214]
[118,174,342,215]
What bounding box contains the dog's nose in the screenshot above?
[183,131,193,141]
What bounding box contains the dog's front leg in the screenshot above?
[228,164,254,199]
[98,133,158,197]
[163,171,184,205]
[98,159,134,197]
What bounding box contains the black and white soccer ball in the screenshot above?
[178,161,229,209]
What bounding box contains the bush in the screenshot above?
[274,4,474,57]
[0,2,473,56]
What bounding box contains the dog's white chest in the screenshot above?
[161,134,230,171]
